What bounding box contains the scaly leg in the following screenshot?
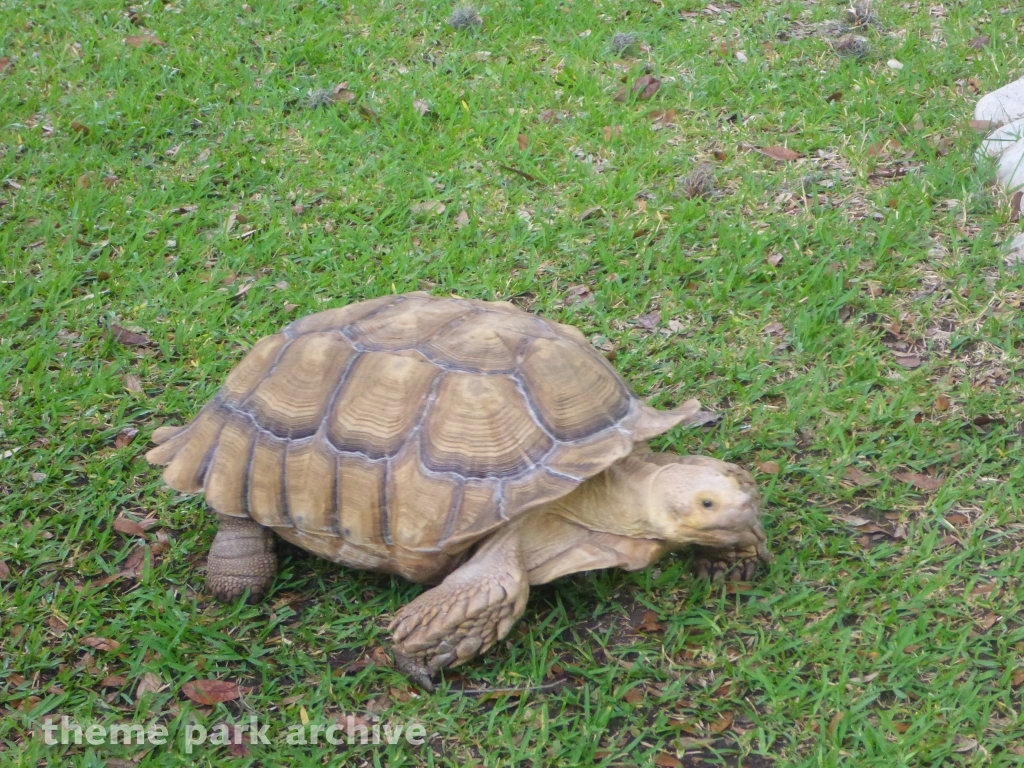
[206,515,277,603]
[389,529,529,691]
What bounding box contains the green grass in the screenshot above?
[3,0,1024,764]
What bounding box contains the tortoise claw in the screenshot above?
[393,649,437,693]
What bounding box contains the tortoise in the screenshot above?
[146,292,770,689]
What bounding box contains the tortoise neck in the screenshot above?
[548,454,664,539]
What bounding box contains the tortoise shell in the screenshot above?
[146,293,698,581]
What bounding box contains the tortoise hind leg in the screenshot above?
[389,528,530,691]
[206,515,277,603]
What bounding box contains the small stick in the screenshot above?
[458,679,566,696]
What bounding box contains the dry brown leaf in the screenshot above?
[113,517,146,537]
[762,322,785,335]
[125,34,164,47]
[181,679,242,705]
[539,109,561,124]
[454,209,470,230]
[224,723,250,757]
[0,560,10,579]
[136,672,165,697]
[828,711,844,737]
[979,612,999,631]
[110,325,150,347]
[71,121,90,136]
[124,374,143,394]
[633,74,661,100]
[894,472,942,491]
[893,354,921,369]
[82,636,121,653]
[654,753,682,767]
[709,711,734,733]
[647,109,676,125]
[1011,669,1024,688]
[623,688,645,704]
[967,35,990,49]
[760,146,801,162]
[758,460,781,475]
[0,57,11,74]
[114,427,139,449]
[935,394,951,411]
[122,545,148,577]
[892,721,911,733]
[612,86,628,103]
[969,119,1002,133]
[412,99,430,116]
[579,206,604,222]
[517,133,528,151]
[826,90,843,103]
[100,675,127,688]
[766,252,784,266]
[633,609,665,632]
[843,466,879,487]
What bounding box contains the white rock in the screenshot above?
[975,75,1024,124]
[978,118,1024,158]
[994,140,1024,192]
[887,59,903,70]
[1004,232,1024,267]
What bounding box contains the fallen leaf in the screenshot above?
[125,34,164,47]
[602,125,622,141]
[828,711,844,737]
[517,133,528,151]
[826,90,843,103]
[709,712,734,733]
[613,86,629,102]
[412,99,431,116]
[967,35,990,49]
[100,676,127,688]
[579,206,604,222]
[82,636,121,653]
[0,57,10,74]
[110,325,150,347]
[969,119,1002,133]
[357,103,378,121]
[1011,669,1024,688]
[77,173,90,189]
[843,466,879,487]
[635,312,660,331]
[686,411,722,428]
[654,753,682,767]
[454,209,470,230]
[758,460,781,475]
[114,427,139,449]
[411,200,445,216]
[894,472,942,491]
[765,251,784,266]
[181,679,242,705]
[136,672,165,697]
[121,545,148,577]
[762,321,785,335]
[893,354,921,369]
[632,74,661,100]
[935,394,951,411]
[124,374,143,394]
[0,560,9,579]
[284,302,298,312]
[71,121,90,136]
[760,146,801,162]
[113,517,146,537]
[979,612,999,631]
[564,284,594,305]
[647,109,676,126]
[634,609,664,632]
[623,687,645,704]
[1010,190,1022,223]
[539,109,562,124]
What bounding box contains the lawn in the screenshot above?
[2,0,1024,764]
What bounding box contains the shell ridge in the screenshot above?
[318,347,365,447]
[280,440,294,528]
[235,337,295,409]
[436,478,466,547]
[380,458,393,546]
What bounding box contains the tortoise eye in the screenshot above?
[702,498,715,509]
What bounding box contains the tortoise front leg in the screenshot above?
[206,515,277,603]
[389,529,530,691]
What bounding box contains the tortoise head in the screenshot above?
[645,456,770,563]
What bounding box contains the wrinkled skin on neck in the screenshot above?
[541,451,770,565]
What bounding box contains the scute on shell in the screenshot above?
[146,293,699,572]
